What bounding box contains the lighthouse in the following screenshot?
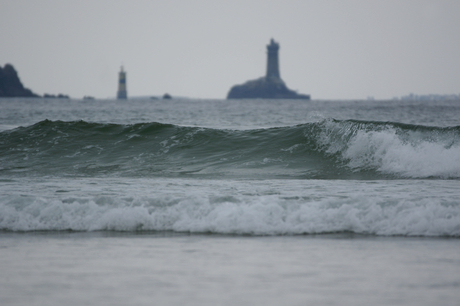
[266,39,280,80]
[117,66,127,99]
[226,38,310,99]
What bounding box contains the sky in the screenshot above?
[1,0,459,100]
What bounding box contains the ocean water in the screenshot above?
[0,98,459,305]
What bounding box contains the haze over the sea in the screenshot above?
[1,0,459,100]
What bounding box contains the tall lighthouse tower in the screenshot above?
[266,39,280,80]
[117,66,127,99]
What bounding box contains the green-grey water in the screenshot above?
[0,98,459,305]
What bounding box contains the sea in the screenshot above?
[0,97,459,306]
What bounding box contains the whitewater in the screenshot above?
[0,98,459,306]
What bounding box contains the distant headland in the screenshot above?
[227,39,310,100]
[0,64,39,97]
[0,63,70,98]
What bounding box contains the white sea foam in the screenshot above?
[344,129,460,178]
[320,120,460,178]
[1,178,459,236]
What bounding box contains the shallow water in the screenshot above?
[1,232,459,306]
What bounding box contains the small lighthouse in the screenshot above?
[266,39,280,80]
[117,66,127,99]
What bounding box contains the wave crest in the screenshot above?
[1,119,459,179]
[313,120,460,178]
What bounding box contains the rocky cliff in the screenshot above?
[0,64,39,97]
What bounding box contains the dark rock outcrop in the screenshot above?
[44,93,70,99]
[227,76,310,100]
[0,64,39,97]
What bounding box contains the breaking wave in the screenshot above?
[1,119,459,179]
[1,179,459,236]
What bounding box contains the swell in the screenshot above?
[0,119,459,179]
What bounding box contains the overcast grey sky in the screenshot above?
[1,0,459,99]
